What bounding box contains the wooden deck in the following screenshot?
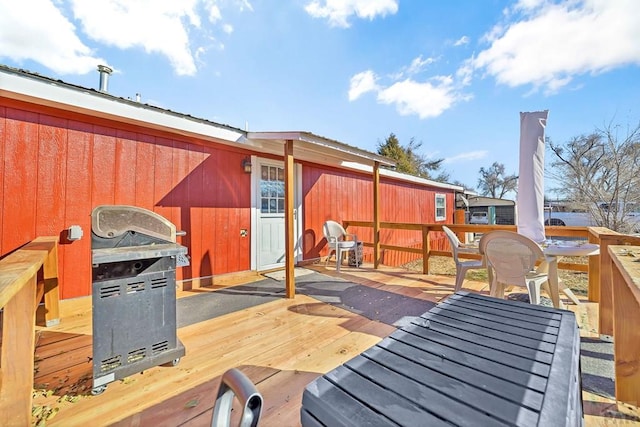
[29,264,640,426]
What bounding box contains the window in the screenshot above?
[435,194,446,221]
[260,165,285,213]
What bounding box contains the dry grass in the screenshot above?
[404,256,589,295]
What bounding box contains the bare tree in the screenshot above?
[548,120,640,233]
[477,162,518,198]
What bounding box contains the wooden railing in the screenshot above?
[582,229,640,336]
[606,244,640,406]
[343,221,594,281]
[342,220,640,406]
[0,236,60,426]
[343,221,634,307]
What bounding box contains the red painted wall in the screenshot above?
[301,163,453,266]
[0,99,251,299]
[1,96,457,299]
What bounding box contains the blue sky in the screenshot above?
[1,0,639,196]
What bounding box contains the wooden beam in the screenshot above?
[608,245,640,406]
[373,161,381,269]
[0,236,59,424]
[0,274,37,426]
[284,139,295,298]
[41,237,60,326]
[422,226,430,274]
[596,233,640,338]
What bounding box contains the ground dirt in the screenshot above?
[404,256,589,296]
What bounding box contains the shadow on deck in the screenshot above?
[30,263,640,426]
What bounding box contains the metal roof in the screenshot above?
[1,64,396,170]
[1,66,411,178]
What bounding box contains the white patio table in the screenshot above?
[542,241,600,306]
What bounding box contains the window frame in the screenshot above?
[435,193,446,221]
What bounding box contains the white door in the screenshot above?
[253,158,302,271]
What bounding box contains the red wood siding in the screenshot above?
[0,98,251,299]
[302,163,454,266]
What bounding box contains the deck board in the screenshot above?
[22,264,640,426]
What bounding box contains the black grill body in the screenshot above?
[90,205,188,394]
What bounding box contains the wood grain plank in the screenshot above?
[111,365,279,427]
[27,266,639,425]
[134,133,156,209]
[62,121,93,298]
[91,125,117,207]
[36,115,68,238]
[609,246,640,406]
[3,108,39,253]
[113,129,137,206]
[0,276,37,426]
[0,105,5,254]
[151,137,173,211]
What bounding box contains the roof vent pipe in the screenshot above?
[97,65,113,93]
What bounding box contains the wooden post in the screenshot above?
[587,228,600,303]
[597,232,640,339]
[0,276,37,426]
[41,236,60,326]
[422,226,430,274]
[608,246,640,406]
[373,161,381,269]
[0,236,59,425]
[599,235,616,338]
[284,139,295,298]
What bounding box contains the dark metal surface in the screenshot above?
[90,205,187,394]
[301,291,583,426]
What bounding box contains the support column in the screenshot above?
[373,161,381,269]
[284,139,295,298]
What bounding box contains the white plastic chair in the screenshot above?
[323,220,360,272]
[478,230,551,305]
[442,226,485,292]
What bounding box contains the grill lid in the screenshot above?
[91,205,177,244]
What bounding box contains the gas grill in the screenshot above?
[90,205,189,395]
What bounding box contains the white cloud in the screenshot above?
[0,0,250,76]
[305,0,398,28]
[348,70,379,101]
[453,36,469,46]
[376,76,460,119]
[443,150,488,164]
[406,55,436,75]
[70,0,202,76]
[206,1,223,22]
[472,0,640,93]
[351,58,474,119]
[389,55,438,80]
[0,0,106,74]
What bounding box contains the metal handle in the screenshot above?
[211,368,262,427]
[176,230,187,236]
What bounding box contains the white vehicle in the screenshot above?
[543,210,593,227]
[544,203,640,232]
[469,211,489,224]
